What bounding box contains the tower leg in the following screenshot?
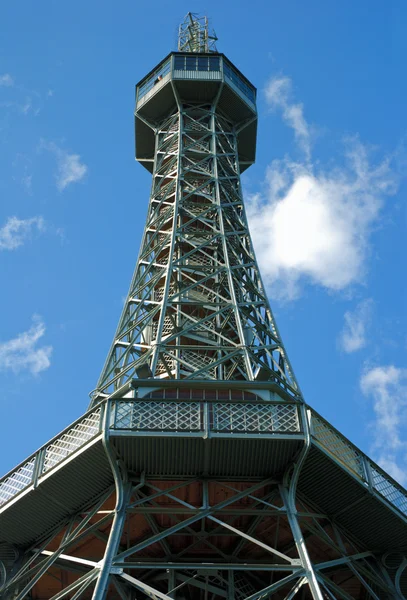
[280,485,325,600]
[91,439,132,600]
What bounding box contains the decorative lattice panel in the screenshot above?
[181,351,216,377]
[312,416,365,479]
[114,401,202,431]
[0,458,36,507]
[212,403,299,433]
[371,465,407,516]
[42,409,101,473]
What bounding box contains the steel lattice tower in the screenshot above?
[1,13,407,600]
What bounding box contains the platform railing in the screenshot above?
[111,400,301,435]
[1,400,407,521]
[309,409,407,518]
[0,407,102,509]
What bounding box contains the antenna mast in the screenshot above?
[178,12,218,53]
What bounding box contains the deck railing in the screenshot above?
[310,409,407,517]
[0,399,406,520]
[0,407,102,509]
[111,400,301,435]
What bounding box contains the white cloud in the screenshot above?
[56,152,88,191]
[247,140,398,300]
[339,299,373,353]
[265,76,311,160]
[0,316,52,375]
[360,365,407,484]
[41,141,88,191]
[0,74,14,87]
[249,74,400,300]
[0,216,45,251]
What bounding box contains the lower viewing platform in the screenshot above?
[0,380,406,560]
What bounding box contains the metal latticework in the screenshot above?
[95,104,300,400]
[1,13,407,600]
[178,12,218,53]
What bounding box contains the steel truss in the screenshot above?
[95,103,300,401]
[2,457,402,599]
[3,14,405,600]
[178,13,218,54]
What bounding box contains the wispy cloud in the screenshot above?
[41,141,88,191]
[0,74,14,87]
[339,299,373,353]
[265,76,311,161]
[360,365,407,484]
[0,316,52,376]
[0,216,45,250]
[246,74,399,301]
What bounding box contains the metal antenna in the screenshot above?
[178,12,218,53]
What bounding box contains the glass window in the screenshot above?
[137,58,171,100]
[186,56,197,70]
[198,56,208,71]
[222,60,255,104]
[174,55,185,70]
[208,56,220,71]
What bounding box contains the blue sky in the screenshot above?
[0,1,406,484]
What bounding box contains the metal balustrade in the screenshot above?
[0,458,36,507]
[112,400,301,436]
[1,400,407,521]
[42,409,102,473]
[212,402,299,433]
[0,408,102,509]
[311,414,365,478]
[310,409,407,517]
[370,464,407,515]
[114,401,202,431]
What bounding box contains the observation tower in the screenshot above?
[1,13,407,600]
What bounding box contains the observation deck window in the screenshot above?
[223,60,256,103]
[137,58,171,101]
[174,54,221,72]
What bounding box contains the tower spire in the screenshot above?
[178,12,218,53]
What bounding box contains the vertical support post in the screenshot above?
[363,456,374,491]
[91,483,131,600]
[280,403,325,600]
[92,402,132,600]
[227,570,235,600]
[280,485,324,600]
[32,448,45,488]
[168,569,176,599]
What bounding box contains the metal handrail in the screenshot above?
[1,399,406,520]
[309,407,407,518]
[111,399,301,435]
[0,405,104,509]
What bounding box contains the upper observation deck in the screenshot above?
[135,52,257,173]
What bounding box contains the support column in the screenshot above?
[280,485,324,600]
[91,480,131,600]
[92,411,133,600]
